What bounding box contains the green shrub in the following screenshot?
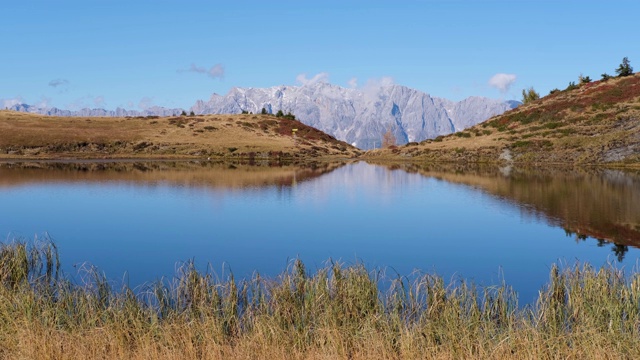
[565,82,579,91]
[521,87,540,104]
[616,57,633,77]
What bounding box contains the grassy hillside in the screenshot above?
[0,111,361,160]
[366,73,640,165]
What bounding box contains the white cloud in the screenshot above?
[364,76,395,89]
[65,95,107,110]
[296,72,329,86]
[361,76,395,99]
[179,63,225,80]
[207,64,225,79]
[48,78,69,88]
[2,97,24,108]
[66,98,87,111]
[35,96,52,108]
[348,77,358,88]
[488,73,517,93]
[138,96,154,110]
[93,96,105,107]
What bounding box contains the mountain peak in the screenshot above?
[191,83,517,149]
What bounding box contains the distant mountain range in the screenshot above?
[6,83,519,149]
[192,83,519,149]
[6,104,184,118]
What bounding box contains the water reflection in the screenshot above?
[373,162,640,261]
[0,160,348,190]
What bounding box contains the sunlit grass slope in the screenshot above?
[0,111,361,160]
[368,73,640,165]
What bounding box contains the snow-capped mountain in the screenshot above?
[191,82,519,149]
[5,82,518,149]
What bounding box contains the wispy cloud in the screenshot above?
[363,76,395,89]
[48,79,69,88]
[348,77,358,88]
[93,96,105,107]
[66,98,87,111]
[296,72,329,86]
[488,73,517,93]
[35,96,52,108]
[66,95,108,110]
[360,76,395,99]
[138,96,154,110]
[1,97,24,108]
[179,63,225,79]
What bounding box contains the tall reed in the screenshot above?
[1,239,639,359]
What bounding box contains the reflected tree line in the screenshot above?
[565,229,630,262]
[373,161,640,262]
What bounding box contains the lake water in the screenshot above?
[1,160,639,303]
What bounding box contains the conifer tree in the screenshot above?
[616,57,633,77]
[521,87,540,104]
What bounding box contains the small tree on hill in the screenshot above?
[521,87,540,104]
[180,110,187,116]
[189,111,195,116]
[565,82,578,91]
[601,73,613,81]
[261,107,268,115]
[275,110,284,117]
[579,74,591,84]
[381,128,396,148]
[616,57,633,77]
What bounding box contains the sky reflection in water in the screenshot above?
[1,161,639,303]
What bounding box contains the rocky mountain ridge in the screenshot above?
[192,82,519,149]
[6,82,518,149]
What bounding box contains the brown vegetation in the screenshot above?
[0,112,361,160]
[4,240,640,359]
[366,73,640,165]
[0,161,347,190]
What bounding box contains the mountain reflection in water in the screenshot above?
[379,162,640,261]
[2,160,640,304]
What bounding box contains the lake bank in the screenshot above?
[2,240,640,359]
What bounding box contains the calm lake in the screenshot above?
[1,160,639,303]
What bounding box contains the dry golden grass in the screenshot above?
[0,111,361,160]
[3,240,640,359]
[367,73,640,165]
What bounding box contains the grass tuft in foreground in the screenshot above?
[1,239,640,359]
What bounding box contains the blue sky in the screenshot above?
[2,1,638,110]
